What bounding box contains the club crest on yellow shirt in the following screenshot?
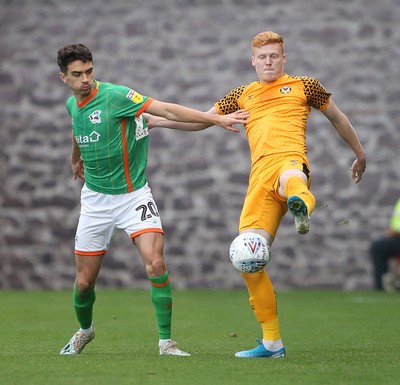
[280,86,292,94]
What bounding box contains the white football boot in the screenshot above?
[159,340,191,356]
[60,323,95,355]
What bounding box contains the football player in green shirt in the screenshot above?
[57,43,248,356]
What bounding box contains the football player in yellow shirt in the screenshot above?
[147,31,366,358]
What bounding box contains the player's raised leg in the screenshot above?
[280,169,316,234]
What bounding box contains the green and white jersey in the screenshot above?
[66,81,154,195]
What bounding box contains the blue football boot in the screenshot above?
[235,339,286,358]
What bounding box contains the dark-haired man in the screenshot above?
[57,43,248,356]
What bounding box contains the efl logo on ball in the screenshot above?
[229,232,270,273]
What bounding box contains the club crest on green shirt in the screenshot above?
[89,109,102,124]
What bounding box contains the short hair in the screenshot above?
[251,31,285,53]
[57,44,93,74]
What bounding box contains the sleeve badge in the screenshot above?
[126,89,144,104]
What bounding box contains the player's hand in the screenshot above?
[72,158,85,181]
[143,112,169,130]
[142,113,154,129]
[351,157,366,183]
[217,110,249,133]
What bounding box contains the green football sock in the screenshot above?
[149,271,172,340]
[73,283,96,330]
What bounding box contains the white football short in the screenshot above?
[74,183,163,255]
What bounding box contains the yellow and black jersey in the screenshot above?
[215,74,331,164]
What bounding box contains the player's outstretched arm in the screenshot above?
[144,107,217,132]
[145,102,248,133]
[322,99,366,183]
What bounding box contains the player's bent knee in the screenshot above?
[146,259,166,277]
[75,279,95,293]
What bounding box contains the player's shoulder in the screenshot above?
[233,82,259,98]
[230,84,249,94]
[243,81,262,90]
[66,95,76,112]
[101,81,151,106]
[100,81,141,100]
[66,94,75,104]
[286,74,329,96]
[218,84,249,103]
[285,74,321,87]
[286,74,331,108]
[99,81,129,93]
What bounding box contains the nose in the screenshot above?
[82,73,89,82]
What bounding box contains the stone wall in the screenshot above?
[1,0,399,290]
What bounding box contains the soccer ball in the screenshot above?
[229,232,270,273]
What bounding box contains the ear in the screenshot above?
[251,56,255,67]
[59,72,67,84]
[282,53,286,64]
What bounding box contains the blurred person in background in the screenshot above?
[370,198,400,291]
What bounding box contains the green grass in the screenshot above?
[1,289,400,385]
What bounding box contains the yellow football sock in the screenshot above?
[284,176,316,215]
[241,270,281,341]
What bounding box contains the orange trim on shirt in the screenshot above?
[121,119,134,192]
[77,81,100,108]
[74,249,106,256]
[136,98,154,117]
[130,228,164,239]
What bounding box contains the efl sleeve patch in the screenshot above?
[126,89,144,104]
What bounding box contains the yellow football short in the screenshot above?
[239,154,311,239]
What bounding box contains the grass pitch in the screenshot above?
[1,289,400,385]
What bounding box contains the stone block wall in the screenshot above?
[1,0,399,290]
